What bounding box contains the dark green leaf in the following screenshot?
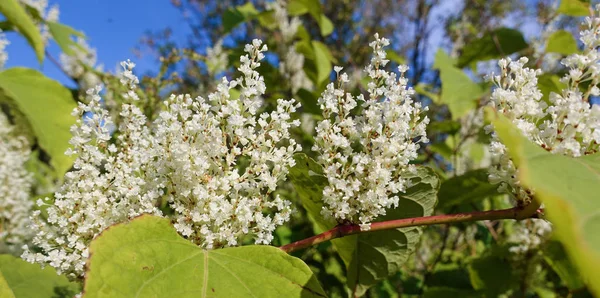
[468,254,518,296]
[458,28,528,68]
[437,169,498,210]
[222,2,259,33]
[543,240,585,290]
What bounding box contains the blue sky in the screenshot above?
[5,0,191,87]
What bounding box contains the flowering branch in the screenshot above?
[280,206,542,253]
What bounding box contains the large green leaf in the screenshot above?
[557,0,590,16]
[436,169,499,210]
[0,68,76,175]
[0,0,44,63]
[83,215,326,298]
[47,21,85,56]
[434,50,486,119]
[0,254,80,297]
[458,28,528,68]
[492,113,600,296]
[289,154,439,296]
[546,30,579,55]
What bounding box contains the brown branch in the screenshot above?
[280,206,541,254]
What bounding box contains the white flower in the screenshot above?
[312,34,429,230]
[59,37,103,90]
[508,219,552,254]
[206,39,229,75]
[0,30,8,69]
[0,112,34,253]
[488,6,600,204]
[24,40,301,278]
[18,0,60,44]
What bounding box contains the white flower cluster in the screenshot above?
[205,39,229,76]
[59,37,103,91]
[18,0,59,44]
[312,34,429,230]
[23,39,301,278]
[0,30,8,70]
[268,0,312,94]
[488,7,600,203]
[507,219,552,255]
[0,112,34,253]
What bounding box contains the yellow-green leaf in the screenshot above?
[557,0,590,16]
[47,21,85,56]
[312,41,333,84]
[546,30,579,55]
[0,0,44,63]
[318,14,333,36]
[83,215,327,298]
[0,68,76,175]
[492,113,600,296]
[434,50,486,119]
[0,254,79,297]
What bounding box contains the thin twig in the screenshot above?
[280,206,541,254]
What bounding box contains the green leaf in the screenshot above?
[318,14,333,36]
[0,271,14,298]
[256,11,278,30]
[288,0,321,19]
[0,68,76,175]
[0,0,44,63]
[546,30,579,55]
[222,2,259,33]
[288,153,335,233]
[543,240,585,290]
[557,0,590,16]
[344,167,439,296]
[0,254,80,297]
[436,169,498,210]
[386,50,406,65]
[468,253,518,296]
[289,155,439,296]
[312,41,333,84]
[423,287,482,298]
[427,120,461,135]
[296,88,321,115]
[47,21,85,56]
[492,113,600,296]
[434,50,485,119]
[538,74,566,104]
[83,215,327,298]
[458,28,528,68]
[415,83,441,104]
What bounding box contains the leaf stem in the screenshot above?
[280,206,542,253]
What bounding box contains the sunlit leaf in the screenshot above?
[83,215,327,298]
